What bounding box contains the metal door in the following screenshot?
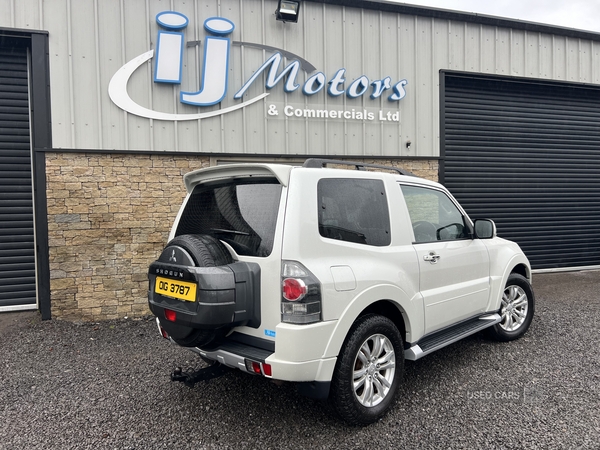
[0,47,36,310]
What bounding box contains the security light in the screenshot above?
[276,0,301,23]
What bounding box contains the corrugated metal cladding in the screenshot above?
[442,72,600,270]
[0,47,37,308]
[4,0,600,156]
[35,0,417,156]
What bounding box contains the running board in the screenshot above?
[405,313,501,361]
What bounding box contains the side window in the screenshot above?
[401,185,469,243]
[318,178,391,246]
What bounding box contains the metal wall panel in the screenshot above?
[71,0,100,149]
[40,0,71,148]
[554,36,568,80]
[0,48,37,308]
[397,15,416,156]
[96,0,124,150]
[442,72,600,269]
[321,4,345,156]
[2,0,600,157]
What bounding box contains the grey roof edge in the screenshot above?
[0,26,49,37]
[310,0,600,42]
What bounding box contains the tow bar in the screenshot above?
[170,362,230,387]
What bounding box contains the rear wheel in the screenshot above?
[487,273,534,342]
[159,234,233,348]
[329,314,404,426]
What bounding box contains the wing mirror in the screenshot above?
[474,219,496,239]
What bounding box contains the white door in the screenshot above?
[400,184,490,334]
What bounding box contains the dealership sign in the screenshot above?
[108,11,407,122]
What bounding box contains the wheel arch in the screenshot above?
[323,285,420,360]
[510,262,531,281]
[488,254,533,311]
[360,301,407,347]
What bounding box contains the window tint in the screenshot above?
[401,185,469,243]
[318,178,391,246]
[176,178,282,257]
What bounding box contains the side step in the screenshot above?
[405,313,501,361]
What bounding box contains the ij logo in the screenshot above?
[109,12,268,121]
[108,11,407,122]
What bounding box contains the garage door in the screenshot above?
[0,47,36,309]
[441,72,600,270]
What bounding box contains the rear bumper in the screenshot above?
[189,334,337,384]
[191,340,335,399]
[156,318,338,384]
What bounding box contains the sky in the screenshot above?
[393,0,600,33]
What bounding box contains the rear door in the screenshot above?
[400,184,490,334]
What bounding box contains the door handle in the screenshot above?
[423,252,440,263]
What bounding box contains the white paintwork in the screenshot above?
[416,239,491,333]
[182,163,293,192]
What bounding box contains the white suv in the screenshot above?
[148,159,534,425]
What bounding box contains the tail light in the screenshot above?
[281,260,322,324]
[164,309,177,322]
[282,278,307,301]
[244,359,273,377]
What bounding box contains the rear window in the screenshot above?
[175,178,282,257]
[318,178,391,246]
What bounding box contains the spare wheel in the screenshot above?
[157,234,233,348]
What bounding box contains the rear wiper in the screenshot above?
[210,228,251,236]
[319,225,366,243]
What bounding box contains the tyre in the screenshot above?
[159,234,233,348]
[166,234,233,267]
[487,273,535,342]
[329,314,404,426]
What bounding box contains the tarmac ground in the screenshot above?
[0,270,599,449]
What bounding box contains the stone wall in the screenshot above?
[46,153,210,321]
[45,153,438,321]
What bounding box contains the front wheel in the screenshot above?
[329,314,404,426]
[487,273,535,342]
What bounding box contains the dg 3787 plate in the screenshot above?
[155,276,197,302]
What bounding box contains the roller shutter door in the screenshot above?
[0,48,36,308]
[442,73,600,270]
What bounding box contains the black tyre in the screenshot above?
[166,234,233,267]
[486,273,535,342]
[160,234,233,348]
[329,314,404,426]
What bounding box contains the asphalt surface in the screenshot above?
[1,271,599,450]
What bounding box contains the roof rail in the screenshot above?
[303,158,416,176]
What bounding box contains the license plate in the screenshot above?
[155,276,197,302]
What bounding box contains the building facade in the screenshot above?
[2,0,600,320]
